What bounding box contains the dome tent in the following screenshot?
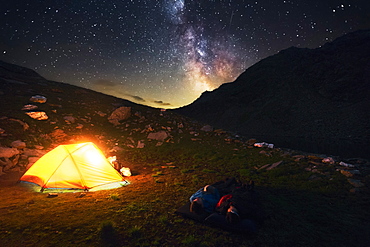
[20,142,125,192]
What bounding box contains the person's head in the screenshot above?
[226,205,240,224]
[190,198,204,214]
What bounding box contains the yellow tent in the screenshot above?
[20,142,125,191]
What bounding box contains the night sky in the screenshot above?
[1,1,369,108]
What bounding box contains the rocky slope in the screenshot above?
[176,29,370,159]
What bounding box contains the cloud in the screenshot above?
[131,95,146,102]
[153,100,172,106]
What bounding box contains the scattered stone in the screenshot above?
[214,129,226,134]
[23,148,46,157]
[322,157,335,164]
[246,139,257,146]
[63,116,76,124]
[26,111,48,120]
[1,158,15,171]
[293,155,306,162]
[49,129,68,142]
[258,164,271,170]
[259,150,272,156]
[76,123,84,129]
[47,193,58,198]
[95,111,107,117]
[339,161,355,168]
[0,147,20,158]
[21,104,38,111]
[30,95,47,103]
[200,125,213,132]
[137,141,145,148]
[339,169,361,177]
[347,179,364,188]
[109,146,124,152]
[147,131,168,142]
[108,106,131,126]
[11,140,26,149]
[9,118,29,130]
[266,160,283,170]
[27,157,39,169]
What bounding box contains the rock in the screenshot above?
[29,95,47,103]
[95,111,107,117]
[2,158,15,171]
[339,169,361,177]
[137,141,145,148]
[49,129,68,142]
[22,148,46,157]
[322,157,335,164]
[26,111,48,120]
[22,104,38,111]
[347,179,364,188]
[339,161,355,168]
[108,106,131,126]
[293,155,306,162]
[147,131,168,142]
[246,138,257,146]
[200,125,213,132]
[0,147,20,158]
[11,140,26,149]
[266,160,283,170]
[76,124,84,129]
[63,116,76,124]
[9,118,29,130]
[109,146,124,153]
[27,157,39,169]
[258,164,271,170]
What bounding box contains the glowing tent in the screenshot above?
[20,142,125,192]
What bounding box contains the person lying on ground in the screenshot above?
[190,185,220,214]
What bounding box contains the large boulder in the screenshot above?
[0,147,20,158]
[26,111,48,120]
[147,131,169,142]
[108,106,131,126]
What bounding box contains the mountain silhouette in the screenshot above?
[176,29,370,159]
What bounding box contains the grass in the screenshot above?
[0,78,369,247]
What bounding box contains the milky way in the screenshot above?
[1,0,369,108]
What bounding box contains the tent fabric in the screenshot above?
[20,142,124,191]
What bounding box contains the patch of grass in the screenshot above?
[99,220,119,247]
[202,169,216,173]
[181,168,192,174]
[128,225,142,238]
[152,171,164,177]
[108,193,120,201]
[181,235,198,245]
[1,80,369,247]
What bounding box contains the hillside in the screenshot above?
[0,60,369,246]
[176,29,370,159]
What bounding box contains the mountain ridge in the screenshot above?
[176,29,370,159]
